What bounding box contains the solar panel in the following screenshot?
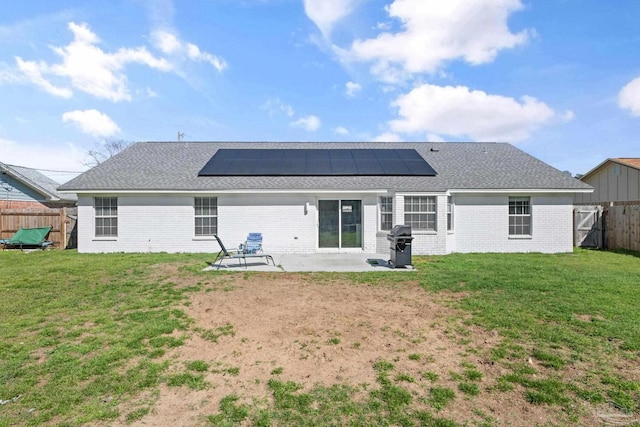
[232,160,259,174]
[198,148,437,176]
[307,149,330,160]
[354,159,385,174]
[283,149,307,161]
[381,159,410,175]
[281,158,307,174]
[329,150,352,159]
[306,160,332,174]
[395,149,423,160]
[261,150,283,161]
[351,150,377,160]
[405,159,436,175]
[331,158,357,174]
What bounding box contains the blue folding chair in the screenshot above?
[211,235,274,269]
[243,232,263,254]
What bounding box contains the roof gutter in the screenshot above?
[59,189,391,195]
[449,188,593,194]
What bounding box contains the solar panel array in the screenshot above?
[198,149,437,176]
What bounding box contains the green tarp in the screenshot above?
[1,226,53,249]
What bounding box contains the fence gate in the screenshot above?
[573,206,603,248]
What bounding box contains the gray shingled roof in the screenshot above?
[1,162,77,201]
[58,142,591,193]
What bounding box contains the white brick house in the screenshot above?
[58,142,592,254]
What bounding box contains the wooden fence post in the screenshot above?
[61,207,67,249]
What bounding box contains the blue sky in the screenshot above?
[1,0,639,183]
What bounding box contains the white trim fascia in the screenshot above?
[448,188,593,194]
[396,191,447,196]
[60,189,391,195]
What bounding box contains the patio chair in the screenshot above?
[211,234,275,270]
[240,232,263,254]
[1,226,54,251]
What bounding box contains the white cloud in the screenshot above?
[291,115,321,132]
[345,81,362,98]
[618,77,640,116]
[427,133,446,142]
[15,57,73,98]
[304,0,357,39]
[561,110,575,122]
[262,97,295,117]
[334,126,349,135]
[144,87,159,98]
[62,109,120,137]
[389,84,555,142]
[151,29,227,72]
[13,22,226,103]
[16,22,172,102]
[153,30,181,54]
[0,137,88,182]
[0,64,21,85]
[186,43,227,71]
[371,132,403,142]
[340,0,530,82]
[375,22,392,31]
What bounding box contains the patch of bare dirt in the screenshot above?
[574,313,607,323]
[110,272,596,426]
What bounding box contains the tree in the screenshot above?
[84,138,133,167]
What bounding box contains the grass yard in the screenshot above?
[0,249,639,426]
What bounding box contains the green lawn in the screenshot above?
[0,252,202,427]
[0,249,639,426]
[413,250,640,419]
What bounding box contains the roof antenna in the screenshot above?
[178,131,188,147]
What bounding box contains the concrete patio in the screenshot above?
[203,252,417,272]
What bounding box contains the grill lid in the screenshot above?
[388,225,412,236]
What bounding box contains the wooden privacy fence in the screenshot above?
[604,203,640,252]
[0,208,76,249]
[574,202,640,252]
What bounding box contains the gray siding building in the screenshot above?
[575,158,640,204]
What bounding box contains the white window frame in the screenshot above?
[404,196,436,231]
[380,196,393,231]
[195,197,218,236]
[508,196,531,236]
[94,197,118,237]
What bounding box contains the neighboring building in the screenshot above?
[575,158,640,204]
[0,161,77,209]
[58,142,592,255]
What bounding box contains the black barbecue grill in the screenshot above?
[387,225,413,268]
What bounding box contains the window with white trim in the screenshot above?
[404,196,436,231]
[447,196,454,231]
[195,197,218,236]
[94,197,118,237]
[509,196,531,236]
[380,196,393,231]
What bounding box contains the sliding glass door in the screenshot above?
[318,200,362,249]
